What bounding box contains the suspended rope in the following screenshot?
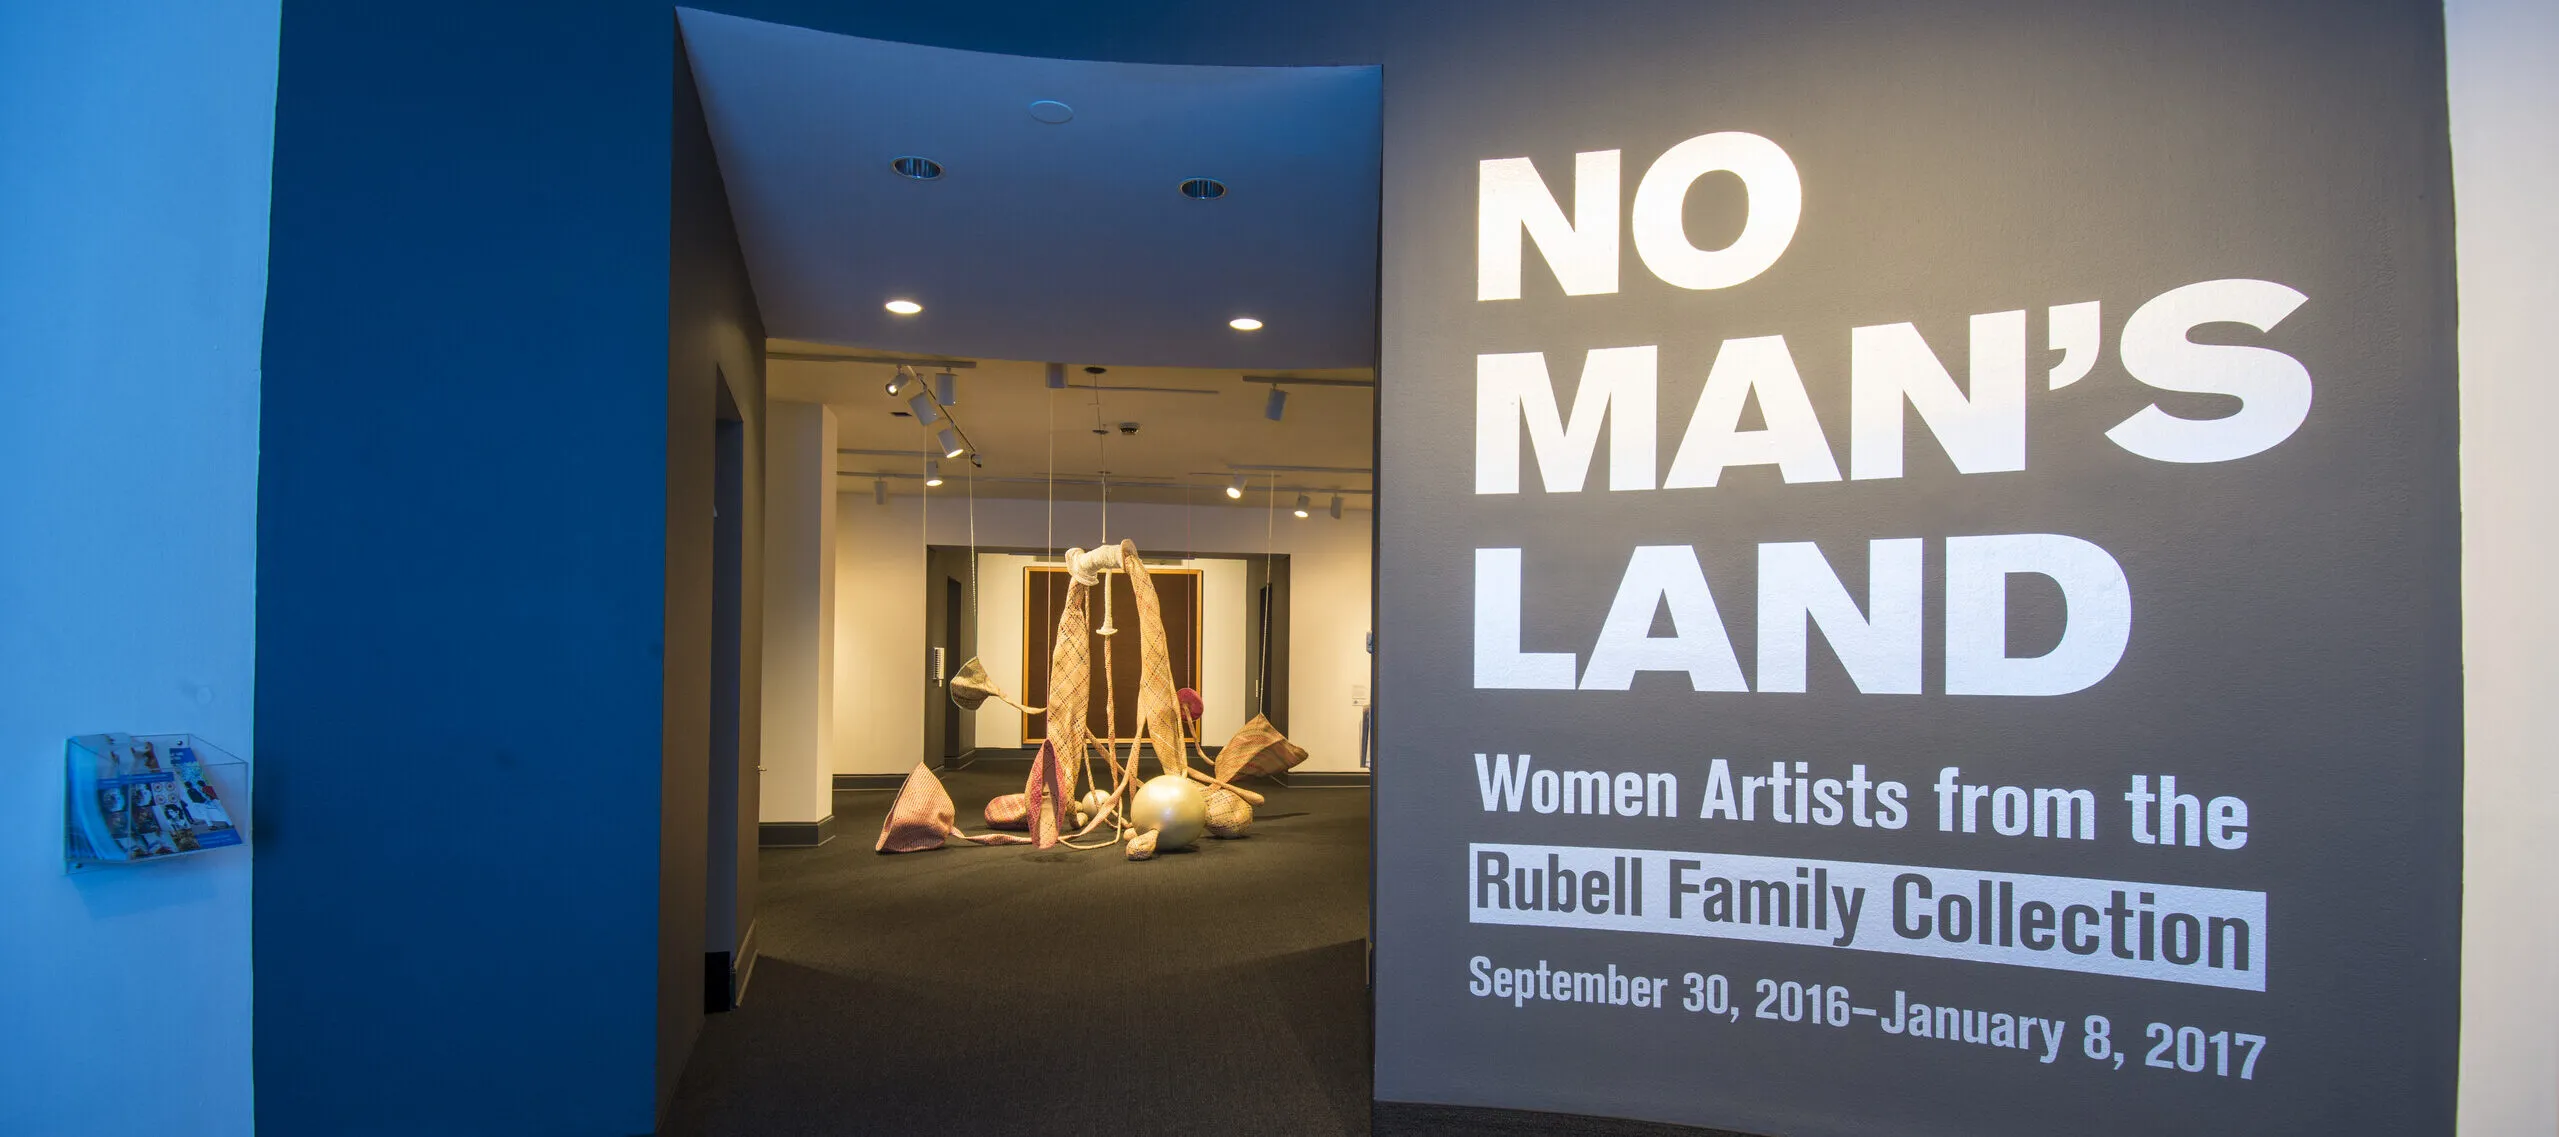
[1046,384,1055,562]
[1258,472,1278,716]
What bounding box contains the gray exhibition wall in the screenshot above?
[1368,2,2460,1134]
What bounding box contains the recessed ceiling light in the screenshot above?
[1229,317,1263,331]
[1028,99,1074,124]
[1180,177,1228,200]
[889,155,943,180]
[885,299,923,315]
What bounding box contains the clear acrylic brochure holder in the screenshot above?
[64,733,250,874]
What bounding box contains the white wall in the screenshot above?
[834,492,929,774]
[835,492,1373,774]
[970,552,1249,750]
[2448,2,2559,1133]
[0,3,277,1133]
[759,402,837,823]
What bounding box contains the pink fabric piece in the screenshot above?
[876,763,1032,853]
[983,792,1029,830]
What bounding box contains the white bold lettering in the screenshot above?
[1581,545,1748,691]
[2106,279,2312,463]
[1478,152,1620,300]
[1756,538,1923,694]
[1849,310,2027,480]
[1663,336,1841,488]
[1943,534,2132,696]
[1476,347,1658,494]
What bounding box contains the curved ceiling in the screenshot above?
[677,9,1382,369]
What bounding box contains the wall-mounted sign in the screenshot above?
[1374,4,2459,1134]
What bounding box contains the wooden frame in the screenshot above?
[1019,564,1204,746]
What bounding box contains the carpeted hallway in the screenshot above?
[659,766,1373,1137]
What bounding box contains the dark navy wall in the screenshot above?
[256,4,767,1134]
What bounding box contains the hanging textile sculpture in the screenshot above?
[883,540,1288,857]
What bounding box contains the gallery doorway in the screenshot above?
[663,10,1382,1135]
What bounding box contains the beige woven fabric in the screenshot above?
[1120,541,1189,779]
[1031,567,1094,847]
[1212,713,1309,782]
[949,656,1041,715]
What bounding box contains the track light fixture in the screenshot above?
[936,427,964,459]
[874,478,889,505]
[1293,493,1311,519]
[1264,385,1288,422]
[1329,494,1343,520]
[923,459,943,487]
[935,370,956,407]
[1225,475,1246,499]
[907,390,941,424]
[885,367,916,397]
[1046,362,1067,389]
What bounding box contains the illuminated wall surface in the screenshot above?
[1368,3,2459,1135]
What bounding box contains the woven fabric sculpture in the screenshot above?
[949,656,1042,716]
[876,763,1030,853]
[1204,787,1253,839]
[1119,541,1191,780]
[1027,546,1104,847]
[1213,713,1309,782]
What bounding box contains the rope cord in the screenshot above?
[1046,386,1054,561]
[1259,473,1277,716]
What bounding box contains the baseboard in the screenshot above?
[1373,1101,1751,1137]
[757,813,837,847]
[704,919,757,1014]
[833,772,913,790]
[1263,770,1371,787]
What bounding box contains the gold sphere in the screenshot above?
[1076,789,1111,828]
[1129,774,1207,849]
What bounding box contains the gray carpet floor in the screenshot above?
[658,766,1373,1137]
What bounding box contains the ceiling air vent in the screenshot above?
[890,155,944,180]
[1178,177,1228,200]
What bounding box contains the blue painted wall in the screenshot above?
[256,4,682,1134]
[0,2,278,1134]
